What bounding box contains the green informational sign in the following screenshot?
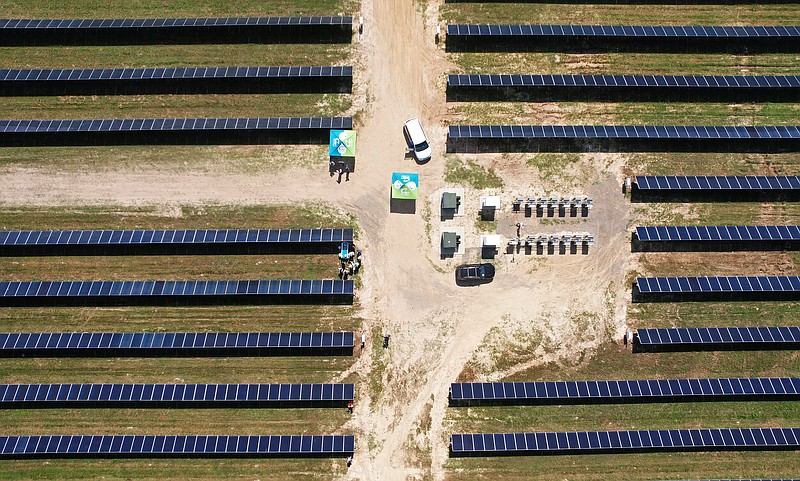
[329,130,357,157]
[391,172,419,200]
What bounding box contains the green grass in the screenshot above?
[444,155,504,190]
[1,0,356,18]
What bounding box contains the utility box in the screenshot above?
[480,196,500,221]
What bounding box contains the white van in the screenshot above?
[403,118,432,163]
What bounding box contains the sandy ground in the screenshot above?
[0,1,635,479]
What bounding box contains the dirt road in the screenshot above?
[0,1,633,479]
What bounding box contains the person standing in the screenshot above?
[361,331,366,349]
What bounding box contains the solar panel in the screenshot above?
[0,17,352,29]
[0,383,354,407]
[0,67,353,95]
[0,434,354,458]
[635,226,800,242]
[450,428,800,456]
[0,332,355,357]
[635,327,800,352]
[636,276,800,293]
[0,280,354,306]
[446,24,800,38]
[0,117,352,133]
[448,74,800,89]
[448,125,800,139]
[0,228,353,255]
[634,176,800,190]
[450,378,800,405]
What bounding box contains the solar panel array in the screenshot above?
[0,228,353,247]
[0,66,352,82]
[0,279,352,297]
[446,24,800,38]
[636,327,800,347]
[450,378,800,405]
[448,125,800,139]
[635,225,800,242]
[636,276,800,293]
[0,434,355,458]
[451,428,800,455]
[0,331,355,355]
[0,117,353,133]
[635,176,800,190]
[448,74,800,88]
[0,17,352,29]
[0,383,354,407]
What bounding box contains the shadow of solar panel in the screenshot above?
[634,327,800,352]
[634,276,800,302]
[450,428,800,456]
[0,117,352,146]
[0,279,354,306]
[449,378,800,406]
[0,435,354,458]
[446,75,800,102]
[0,17,353,46]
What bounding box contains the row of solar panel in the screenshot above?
[0,228,353,246]
[636,276,800,293]
[0,331,354,351]
[450,428,800,454]
[0,383,354,404]
[448,74,800,88]
[0,435,355,457]
[0,66,352,81]
[635,225,800,242]
[0,280,354,297]
[0,17,353,28]
[450,378,800,402]
[448,125,800,139]
[636,327,800,346]
[635,176,800,190]
[446,24,800,37]
[0,117,352,132]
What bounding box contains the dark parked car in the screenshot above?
[455,263,495,281]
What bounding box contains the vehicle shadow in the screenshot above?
[454,276,494,287]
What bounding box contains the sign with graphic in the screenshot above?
[391,172,419,200]
[329,130,357,157]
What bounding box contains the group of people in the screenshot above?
[338,248,362,279]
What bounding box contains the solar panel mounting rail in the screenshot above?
[0,279,355,307]
[633,225,800,252]
[450,428,800,456]
[0,332,356,357]
[634,327,800,352]
[0,117,353,146]
[0,228,354,256]
[449,378,800,406]
[447,125,800,154]
[0,434,355,458]
[445,24,800,53]
[0,66,354,96]
[631,175,800,202]
[634,276,800,302]
[0,17,353,46]
[0,383,355,408]
[446,74,800,103]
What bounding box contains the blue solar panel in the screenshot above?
[636,327,800,349]
[450,378,800,405]
[447,24,800,38]
[0,67,352,82]
[636,276,800,293]
[448,74,800,89]
[0,331,355,356]
[0,117,352,133]
[0,17,352,29]
[635,176,800,190]
[0,383,354,406]
[636,226,800,242]
[451,428,800,455]
[0,434,354,458]
[448,125,800,139]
